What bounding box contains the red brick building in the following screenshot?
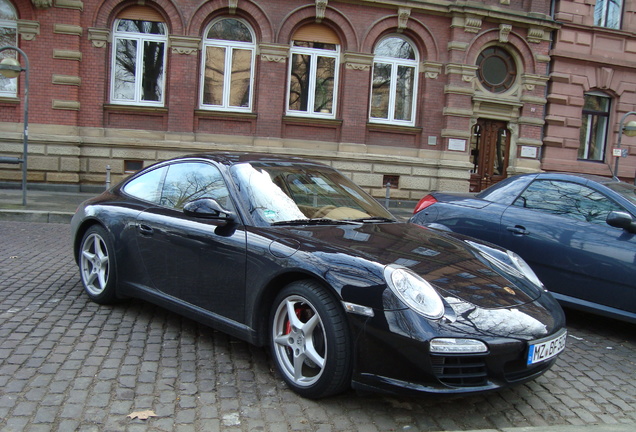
[1,0,556,198]
[546,0,636,182]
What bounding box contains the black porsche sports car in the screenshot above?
[71,153,566,398]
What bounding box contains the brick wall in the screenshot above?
[0,0,556,195]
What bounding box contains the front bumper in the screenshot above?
[347,299,566,395]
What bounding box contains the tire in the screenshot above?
[270,280,352,398]
[78,225,118,304]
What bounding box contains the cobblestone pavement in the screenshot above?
[1,221,635,432]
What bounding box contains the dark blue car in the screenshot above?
[411,172,636,324]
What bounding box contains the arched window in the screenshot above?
[0,0,18,97]
[369,36,419,126]
[476,46,517,94]
[200,18,256,111]
[111,7,167,106]
[287,24,340,118]
[579,92,611,162]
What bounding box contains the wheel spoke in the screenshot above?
[96,267,108,290]
[301,313,319,335]
[274,334,291,347]
[81,249,96,262]
[285,299,303,330]
[293,351,306,380]
[86,272,98,286]
[304,333,325,368]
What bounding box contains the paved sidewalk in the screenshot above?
[0,188,96,223]
[0,187,417,223]
[1,221,635,432]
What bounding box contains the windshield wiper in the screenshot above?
[271,218,361,226]
[350,216,396,223]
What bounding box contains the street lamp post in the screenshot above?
[0,46,29,206]
[613,111,636,182]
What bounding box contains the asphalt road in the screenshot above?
[0,221,634,432]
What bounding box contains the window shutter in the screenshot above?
[118,6,164,23]
[292,24,340,45]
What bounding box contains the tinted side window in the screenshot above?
[160,162,231,210]
[513,180,624,224]
[123,166,167,203]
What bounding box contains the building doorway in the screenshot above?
[469,119,510,192]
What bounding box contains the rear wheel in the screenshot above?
[270,280,352,398]
[79,225,118,304]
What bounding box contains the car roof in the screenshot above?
[533,171,620,185]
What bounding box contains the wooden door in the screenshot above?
[469,119,510,192]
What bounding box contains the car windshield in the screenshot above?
[604,181,636,206]
[231,162,395,225]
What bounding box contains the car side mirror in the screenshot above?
[183,198,236,222]
[606,211,636,233]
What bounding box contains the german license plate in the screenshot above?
[527,330,567,365]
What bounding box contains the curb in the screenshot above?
[0,209,74,224]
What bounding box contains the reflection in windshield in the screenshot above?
[231,162,395,225]
[605,181,636,206]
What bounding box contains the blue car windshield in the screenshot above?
[231,162,395,225]
[604,182,636,206]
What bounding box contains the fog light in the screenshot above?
[430,338,488,354]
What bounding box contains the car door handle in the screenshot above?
[138,224,154,236]
[506,225,529,236]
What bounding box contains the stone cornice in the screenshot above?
[170,36,200,55]
[344,52,373,71]
[88,28,109,48]
[17,20,39,41]
[259,43,289,63]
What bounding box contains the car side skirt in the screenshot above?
[552,293,636,325]
[124,282,260,344]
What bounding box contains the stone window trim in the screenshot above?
[475,45,519,95]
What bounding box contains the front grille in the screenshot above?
[431,355,488,387]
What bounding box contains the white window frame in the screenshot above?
[199,18,256,112]
[110,19,167,107]
[368,36,419,127]
[0,0,18,98]
[286,43,340,119]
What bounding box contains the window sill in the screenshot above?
[0,96,20,105]
[367,122,422,134]
[195,109,257,120]
[283,115,343,127]
[104,104,168,114]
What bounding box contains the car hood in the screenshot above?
[272,222,541,310]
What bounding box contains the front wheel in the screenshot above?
[270,280,352,398]
[78,225,118,304]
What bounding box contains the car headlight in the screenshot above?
[384,265,444,319]
[465,240,544,289]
